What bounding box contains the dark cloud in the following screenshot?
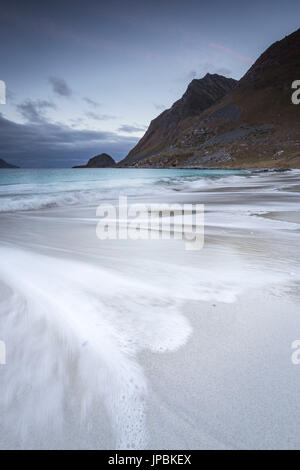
[17,99,56,123]
[83,97,101,108]
[86,111,116,121]
[118,124,146,133]
[49,77,72,97]
[0,113,138,168]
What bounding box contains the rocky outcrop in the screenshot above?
[73,153,116,168]
[119,27,300,169]
[0,158,19,168]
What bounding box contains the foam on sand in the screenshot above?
[0,168,299,449]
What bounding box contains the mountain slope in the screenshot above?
[119,74,237,166]
[119,27,300,169]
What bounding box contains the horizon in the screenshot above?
[0,0,300,168]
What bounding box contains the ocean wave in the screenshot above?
[0,247,192,449]
[0,186,167,213]
[1,168,299,213]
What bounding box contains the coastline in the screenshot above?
[115,165,294,171]
[0,165,297,171]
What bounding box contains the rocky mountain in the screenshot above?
[119,27,300,169]
[120,74,237,166]
[73,153,116,168]
[0,158,19,168]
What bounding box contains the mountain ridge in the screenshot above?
[119,73,237,166]
[118,27,300,169]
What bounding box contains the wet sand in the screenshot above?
[0,169,300,449]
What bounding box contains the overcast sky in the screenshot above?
[0,0,300,167]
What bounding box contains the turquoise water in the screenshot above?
[0,168,248,212]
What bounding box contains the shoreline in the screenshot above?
[0,166,296,171]
[115,166,294,171]
[0,167,299,449]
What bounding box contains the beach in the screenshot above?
[0,168,300,449]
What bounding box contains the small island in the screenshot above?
[73,153,116,168]
[0,158,19,169]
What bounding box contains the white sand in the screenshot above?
[0,169,299,449]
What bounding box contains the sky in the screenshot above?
[0,0,300,167]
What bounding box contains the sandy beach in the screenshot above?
[0,168,300,449]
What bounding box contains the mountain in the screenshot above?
[73,153,116,168]
[0,158,19,168]
[119,27,300,169]
[120,74,237,166]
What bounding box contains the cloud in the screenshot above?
[186,70,197,81]
[181,64,233,83]
[83,97,101,108]
[215,67,232,76]
[209,42,253,64]
[199,62,232,77]
[69,117,85,127]
[49,77,73,97]
[153,103,167,111]
[17,99,56,123]
[6,89,16,103]
[0,113,138,167]
[86,111,116,121]
[118,124,146,134]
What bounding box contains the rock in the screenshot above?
[73,153,116,168]
[0,158,19,168]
